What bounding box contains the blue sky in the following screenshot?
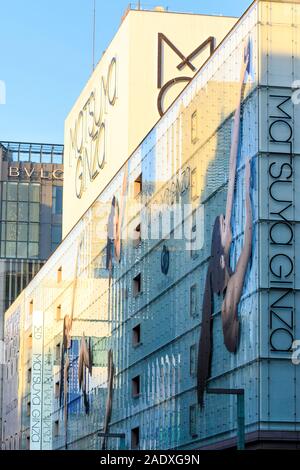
[0,0,250,144]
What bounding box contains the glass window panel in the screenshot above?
[51,243,58,252]
[7,183,18,201]
[1,242,5,257]
[19,183,29,201]
[190,284,198,317]
[2,202,6,219]
[7,202,17,221]
[28,243,39,258]
[29,224,39,242]
[52,186,63,215]
[17,242,27,258]
[18,223,28,242]
[2,182,7,200]
[1,223,5,241]
[18,203,29,222]
[52,225,62,244]
[29,204,39,222]
[19,152,29,162]
[29,184,40,202]
[30,152,41,163]
[6,242,16,257]
[42,152,51,163]
[6,223,17,241]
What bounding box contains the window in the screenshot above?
[27,401,31,417]
[29,224,39,242]
[17,242,27,258]
[131,427,140,450]
[18,223,28,242]
[29,300,33,315]
[189,404,198,438]
[191,168,199,200]
[52,225,62,250]
[18,202,29,222]
[55,343,61,362]
[191,111,198,144]
[27,368,32,383]
[52,186,63,215]
[133,223,141,248]
[19,183,29,201]
[54,420,59,437]
[132,376,140,397]
[190,344,197,377]
[134,174,142,198]
[133,273,142,297]
[57,267,62,283]
[29,184,40,202]
[29,203,39,222]
[190,210,198,259]
[132,324,141,347]
[26,436,30,450]
[28,242,39,258]
[56,304,61,321]
[7,182,18,201]
[190,284,198,317]
[55,381,60,399]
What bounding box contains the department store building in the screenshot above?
[2,0,300,450]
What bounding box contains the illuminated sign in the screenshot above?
[70,57,117,199]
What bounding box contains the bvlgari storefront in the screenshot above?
[3,0,300,451]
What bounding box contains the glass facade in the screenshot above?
[1,182,40,259]
[3,0,300,451]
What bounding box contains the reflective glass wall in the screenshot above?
[4,0,300,452]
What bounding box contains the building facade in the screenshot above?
[0,141,64,446]
[3,0,300,451]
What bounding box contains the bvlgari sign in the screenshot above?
[8,167,63,180]
[70,57,117,199]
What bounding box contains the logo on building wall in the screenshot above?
[70,57,117,199]
[197,40,252,407]
[8,167,64,180]
[157,33,215,116]
[266,94,295,353]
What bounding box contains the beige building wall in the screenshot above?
[63,8,237,236]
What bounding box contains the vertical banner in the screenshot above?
[30,311,43,450]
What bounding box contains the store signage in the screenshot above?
[8,167,64,180]
[158,166,191,205]
[157,33,215,116]
[30,311,43,450]
[267,93,295,353]
[70,57,117,199]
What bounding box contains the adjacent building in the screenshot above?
[3,0,300,451]
[0,141,63,445]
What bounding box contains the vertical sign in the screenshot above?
[267,92,295,353]
[42,347,53,449]
[30,311,43,450]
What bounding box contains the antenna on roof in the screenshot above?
[92,0,96,71]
